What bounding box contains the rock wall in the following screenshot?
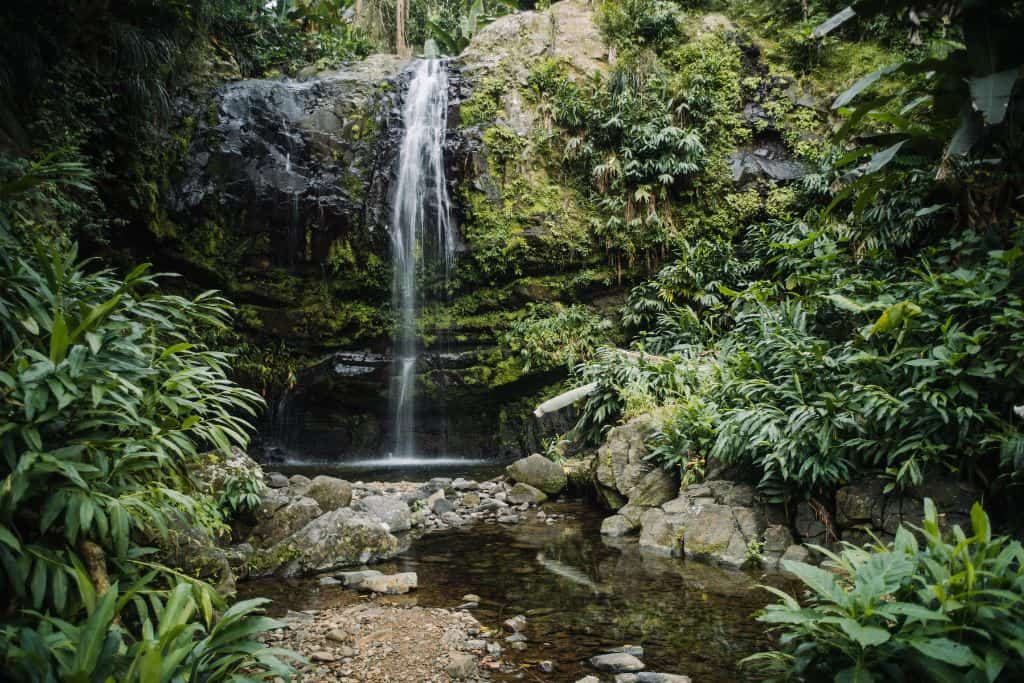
[589,416,983,571]
[149,1,627,462]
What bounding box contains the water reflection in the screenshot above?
[242,500,784,681]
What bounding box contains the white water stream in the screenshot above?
[389,59,456,459]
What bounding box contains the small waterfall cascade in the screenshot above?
[389,59,456,460]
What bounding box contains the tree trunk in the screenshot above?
[79,540,111,598]
[395,0,409,57]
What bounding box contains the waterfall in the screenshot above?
[389,59,456,460]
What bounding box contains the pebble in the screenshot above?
[497,514,520,524]
[540,660,555,673]
[445,652,477,679]
[452,477,479,491]
[503,614,528,633]
[311,651,337,663]
[319,576,341,587]
[461,594,481,603]
[486,642,502,655]
[326,629,348,643]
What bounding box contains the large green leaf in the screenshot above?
[968,67,1020,126]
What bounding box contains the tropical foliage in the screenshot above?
[508,0,1024,507]
[0,165,291,678]
[744,500,1024,682]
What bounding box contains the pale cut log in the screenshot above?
[534,382,599,418]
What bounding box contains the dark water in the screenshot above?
[242,499,786,682]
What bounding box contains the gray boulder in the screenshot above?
[640,495,765,568]
[601,514,639,537]
[267,508,401,577]
[507,482,548,505]
[357,571,418,594]
[248,496,323,547]
[355,495,412,532]
[590,653,645,673]
[298,475,352,512]
[506,454,567,494]
[595,415,679,509]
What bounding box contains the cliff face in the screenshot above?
[159,3,616,462]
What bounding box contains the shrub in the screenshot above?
[744,499,1024,682]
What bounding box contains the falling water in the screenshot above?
[389,59,456,459]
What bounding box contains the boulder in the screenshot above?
[595,416,679,508]
[507,482,548,505]
[265,508,401,577]
[189,447,264,500]
[158,525,236,595]
[299,475,352,512]
[835,478,885,528]
[637,674,692,683]
[452,477,479,491]
[432,496,456,515]
[763,524,794,557]
[357,571,418,595]
[639,495,766,568]
[506,454,567,494]
[336,569,383,586]
[590,653,645,673]
[794,502,828,543]
[601,514,639,537]
[253,487,290,522]
[248,496,323,547]
[355,495,412,532]
[266,472,289,489]
[780,544,811,573]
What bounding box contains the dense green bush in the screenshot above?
[744,500,1024,682]
[0,166,290,678]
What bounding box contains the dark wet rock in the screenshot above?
[507,482,548,505]
[730,141,805,183]
[158,525,236,594]
[794,502,828,543]
[336,569,383,586]
[835,478,885,527]
[355,494,412,533]
[590,652,645,673]
[506,454,567,494]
